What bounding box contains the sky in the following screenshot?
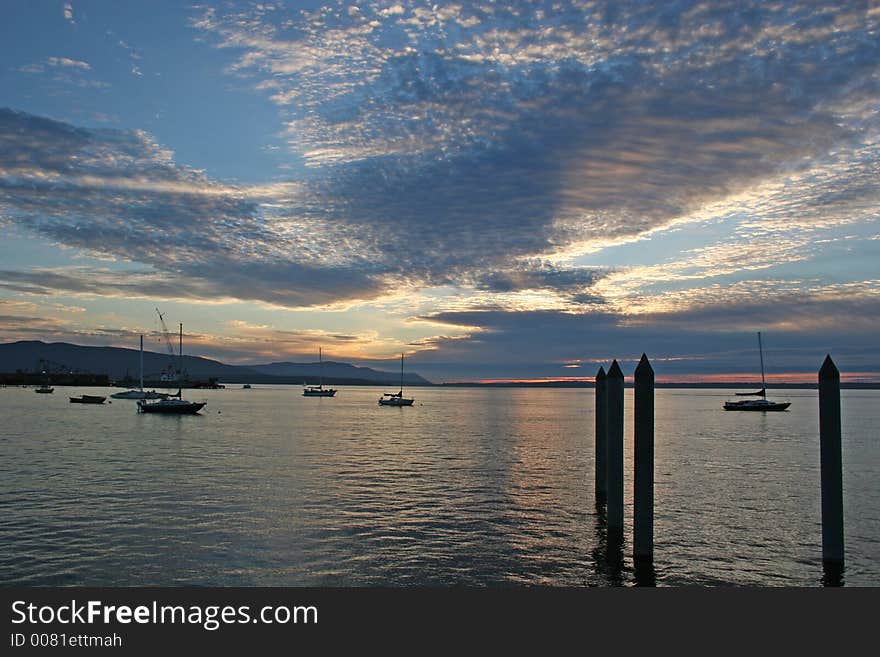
[0,1,878,382]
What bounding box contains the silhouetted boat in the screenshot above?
[111,336,170,400]
[70,394,106,404]
[137,323,206,415]
[379,353,414,406]
[138,391,206,414]
[112,389,168,400]
[303,347,337,397]
[724,332,790,411]
[242,384,251,389]
[723,398,791,411]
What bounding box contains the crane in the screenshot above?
[155,308,179,381]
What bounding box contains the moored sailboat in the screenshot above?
[723,332,790,411]
[111,335,169,400]
[303,347,337,397]
[379,353,414,406]
[137,323,206,415]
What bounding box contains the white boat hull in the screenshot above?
[303,388,336,397]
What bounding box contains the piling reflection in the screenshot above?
[821,561,844,587]
[633,557,656,587]
[591,502,626,586]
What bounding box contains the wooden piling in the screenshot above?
[818,355,844,568]
[633,354,654,562]
[595,366,607,504]
[606,360,625,536]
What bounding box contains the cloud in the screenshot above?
[63,3,74,25]
[0,106,615,311]
[20,57,91,73]
[411,301,880,380]
[3,2,880,376]
[0,300,415,364]
[189,319,400,362]
[0,109,384,308]
[188,1,880,284]
[48,57,90,70]
[0,298,94,343]
[194,1,878,167]
[17,56,107,89]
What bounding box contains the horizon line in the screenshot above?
[455,372,880,385]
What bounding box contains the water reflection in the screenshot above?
[590,502,627,586]
[822,561,844,587]
[0,386,877,586]
[633,558,656,587]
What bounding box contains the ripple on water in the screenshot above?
[0,386,878,585]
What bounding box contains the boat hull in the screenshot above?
[111,390,169,400]
[35,387,54,394]
[70,395,106,404]
[378,397,414,406]
[303,389,336,397]
[137,400,206,414]
[723,401,791,411]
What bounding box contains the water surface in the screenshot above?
[0,386,877,586]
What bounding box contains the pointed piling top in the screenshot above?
[634,353,654,379]
[596,365,606,381]
[819,354,839,381]
[607,359,624,379]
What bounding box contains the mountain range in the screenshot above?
[0,341,432,386]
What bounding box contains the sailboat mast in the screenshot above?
[319,347,323,388]
[139,334,144,392]
[400,353,404,394]
[757,331,766,399]
[178,323,183,392]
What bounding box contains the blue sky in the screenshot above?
[1,1,878,381]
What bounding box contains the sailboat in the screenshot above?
[379,353,414,406]
[137,323,206,415]
[303,347,337,397]
[111,335,169,399]
[723,332,791,411]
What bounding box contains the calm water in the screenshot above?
[0,385,877,586]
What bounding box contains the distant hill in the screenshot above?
[0,340,256,381]
[0,341,433,386]
[249,360,430,385]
